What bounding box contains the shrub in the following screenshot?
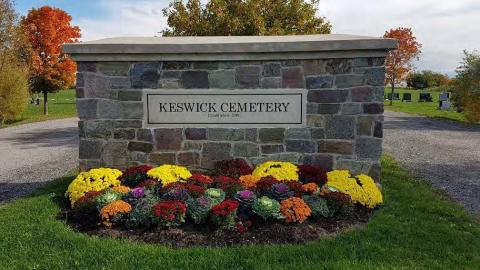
[252,161,299,181]
[280,197,312,224]
[187,196,213,224]
[65,168,122,206]
[0,65,29,126]
[120,165,153,188]
[302,195,330,218]
[100,200,132,227]
[213,159,252,178]
[326,170,383,208]
[153,200,187,227]
[147,165,192,186]
[252,196,283,221]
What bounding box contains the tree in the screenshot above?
[0,0,29,125]
[162,0,331,36]
[21,6,80,115]
[450,50,480,122]
[406,70,449,90]
[384,27,421,105]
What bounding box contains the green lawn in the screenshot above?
[0,156,478,269]
[2,89,77,128]
[384,88,469,123]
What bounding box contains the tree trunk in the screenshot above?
[43,90,48,115]
[389,74,395,106]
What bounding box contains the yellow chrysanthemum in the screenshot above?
[252,161,299,181]
[65,168,122,207]
[326,170,383,208]
[147,165,192,186]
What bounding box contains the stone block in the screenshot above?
[84,74,110,98]
[285,140,316,153]
[341,103,362,115]
[261,144,284,154]
[369,163,382,181]
[137,129,153,142]
[97,62,130,76]
[364,67,385,86]
[79,139,103,159]
[76,73,85,87]
[351,86,374,102]
[208,128,244,141]
[325,115,354,139]
[118,90,142,101]
[129,151,147,163]
[114,120,142,128]
[285,128,311,139]
[180,70,209,88]
[162,62,191,70]
[373,87,385,102]
[201,142,232,168]
[317,103,341,114]
[109,77,130,89]
[308,90,348,103]
[128,141,154,153]
[130,62,160,89]
[307,103,318,114]
[75,87,85,98]
[259,153,300,163]
[356,116,374,136]
[260,77,281,89]
[76,99,98,119]
[177,152,200,166]
[281,67,304,88]
[318,140,353,155]
[306,75,334,89]
[154,128,183,151]
[183,141,203,151]
[149,152,176,165]
[335,159,370,175]
[78,121,85,137]
[193,62,219,70]
[233,142,259,157]
[245,129,257,142]
[102,141,128,166]
[161,70,181,79]
[355,137,382,159]
[159,79,180,89]
[77,62,97,72]
[258,128,285,143]
[335,74,364,88]
[306,115,324,127]
[302,59,326,75]
[310,128,325,139]
[374,121,383,138]
[301,154,334,170]
[84,120,113,139]
[122,102,143,119]
[236,66,260,88]
[185,128,207,140]
[262,63,281,77]
[209,70,235,89]
[97,99,122,119]
[363,103,384,114]
[113,129,135,140]
[325,59,352,74]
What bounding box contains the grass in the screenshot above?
[0,156,479,269]
[2,89,77,128]
[383,88,469,123]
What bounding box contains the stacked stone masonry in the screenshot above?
[76,57,385,180]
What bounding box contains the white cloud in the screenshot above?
[72,0,480,75]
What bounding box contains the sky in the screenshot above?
[16,0,480,76]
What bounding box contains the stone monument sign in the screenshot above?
[63,34,397,179]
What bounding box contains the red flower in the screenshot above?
[285,180,304,197]
[163,182,187,190]
[153,200,187,218]
[213,159,253,178]
[137,178,159,188]
[211,199,239,217]
[214,176,241,196]
[255,176,280,194]
[188,174,214,186]
[235,223,246,233]
[298,165,328,186]
[121,165,153,187]
[185,184,206,197]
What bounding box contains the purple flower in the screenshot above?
[238,190,254,199]
[274,183,289,193]
[131,187,145,198]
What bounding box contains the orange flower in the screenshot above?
[302,183,319,194]
[111,185,131,194]
[280,197,311,224]
[239,174,261,189]
[100,200,132,227]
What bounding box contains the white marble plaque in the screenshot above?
[143,89,306,127]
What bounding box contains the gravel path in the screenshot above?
[0,118,78,202]
[383,110,480,214]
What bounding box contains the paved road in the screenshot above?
[383,110,480,214]
[0,118,78,202]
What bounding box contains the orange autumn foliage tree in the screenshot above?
[384,27,421,105]
[21,6,81,115]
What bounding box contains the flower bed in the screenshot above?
[62,160,383,247]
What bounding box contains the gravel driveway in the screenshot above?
[0,118,78,202]
[383,110,480,214]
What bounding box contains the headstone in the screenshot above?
[386,93,400,100]
[440,100,451,110]
[439,92,449,101]
[402,93,412,102]
[419,93,432,102]
[63,35,397,178]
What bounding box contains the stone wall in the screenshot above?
[76,57,385,179]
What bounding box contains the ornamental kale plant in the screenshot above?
[302,195,330,218]
[204,188,226,205]
[252,196,284,221]
[162,188,191,202]
[267,183,294,201]
[187,196,213,224]
[234,190,257,219]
